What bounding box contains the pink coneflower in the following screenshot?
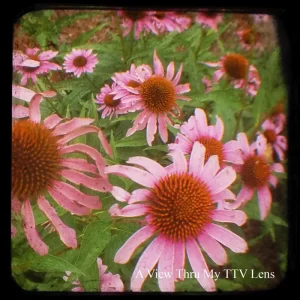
[12,93,113,255]
[113,50,191,146]
[95,82,134,119]
[14,48,62,86]
[195,12,223,31]
[105,142,248,292]
[13,51,40,68]
[202,76,213,93]
[118,10,158,39]
[226,133,284,219]
[12,85,56,119]
[258,118,287,161]
[169,108,243,167]
[203,53,261,97]
[63,49,98,78]
[151,11,191,33]
[236,28,262,50]
[63,258,124,292]
[270,102,286,129]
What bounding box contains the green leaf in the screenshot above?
[110,130,119,162]
[75,219,112,271]
[36,32,47,47]
[116,131,147,148]
[71,23,108,47]
[29,254,86,275]
[143,145,168,152]
[79,260,100,292]
[216,279,243,291]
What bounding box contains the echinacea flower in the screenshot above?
[13,51,40,68]
[105,142,248,292]
[151,11,191,34]
[113,50,191,146]
[269,102,286,129]
[11,92,113,255]
[118,10,158,39]
[14,48,62,86]
[63,49,98,78]
[63,258,124,292]
[258,118,287,161]
[169,108,243,167]
[195,12,223,31]
[226,133,284,219]
[203,53,261,97]
[236,28,262,50]
[95,82,135,119]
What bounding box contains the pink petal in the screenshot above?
[211,210,247,226]
[175,84,191,94]
[37,196,77,248]
[173,241,185,282]
[105,165,156,188]
[58,125,98,144]
[158,114,168,143]
[131,236,165,291]
[256,134,267,156]
[202,61,220,68]
[276,136,287,150]
[153,50,164,77]
[223,151,244,165]
[204,223,248,253]
[194,108,208,136]
[168,149,187,173]
[223,140,242,152]
[274,144,284,161]
[237,132,250,154]
[12,105,29,118]
[61,158,97,174]
[157,241,175,292]
[197,232,227,265]
[214,116,224,140]
[210,166,236,195]
[201,155,220,183]
[146,114,157,146]
[72,287,84,292]
[212,188,236,203]
[38,50,58,60]
[166,61,175,80]
[29,94,43,123]
[111,186,131,202]
[127,156,167,179]
[43,114,64,129]
[257,186,272,220]
[52,180,102,209]
[225,186,254,209]
[271,163,284,173]
[11,224,17,237]
[53,118,94,136]
[109,203,148,217]
[98,128,113,157]
[48,187,91,215]
[101,272,124,292]
[213,69,225,83]
[186,239,216,292]
[12,85,35,102]
[12,197,21,213]
[189,142,205,177]
[269,175,278,187]
[114,225,156,264]
[60,169,112,193]
[172,63,183,86]
[21,200,48,255]
[128,189,151,204]
[60,144,106,178]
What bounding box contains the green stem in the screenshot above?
[114,13,127,67]
[215,30,225,54]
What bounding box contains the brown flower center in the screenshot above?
[202,12,218,18]
[140,75,176,113]
[73,56,87,68]
[196,137,225,164]
[127,80,141,88]
[123,11,146,21]
[264,129,277,144]
[104,94,121,107]
[12,120,61,200]
[241,29,259,45]
[223,53,249,80]
[240,155,271,189]
[149,173,214,241]
[155,12,166,19]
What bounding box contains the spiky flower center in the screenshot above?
[12,120,61,200]
[196,137,225,164]
[73,56,87,68]
[223,53,249,80]
[123,11,146,21]
[241,29,259,45]
[140,75,176,113]
[149,173,214,241]
[104,94,120,107]
[240,155,271,188]
[127,80,141,88]
[264,129,277,144]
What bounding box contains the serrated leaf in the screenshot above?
[116,131,147,148]
[80,260,100,292]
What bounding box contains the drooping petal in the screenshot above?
[204,223,248,253]
[61,158,98,174]
[173,241,185,282]
[158,241,175,292]
[269,175,278,187]
[257,186,272,220]
[201,155,220,184]
[105,165,156,188]
[237,132,250,154]
[158,114,168,143]
[29,94,43,123]
[12,85,36,102]
[12,105,29,118]
[98,128,113,157]
[271,163,285,173]
[146,114,157,146]
[21,200,48,255]
[58,125,98,144]
[109,203,149,217]
[197,232,227,265]
[100,271,124,292]
[37,196,77,249]
[166,61,175,80]
[256,134,267,156]
[127,156,167,179]
[211,210,247,226]
[172,63,183,86]
[225,186,254,209]
[168,149,187,173]
[128,189,151,204]
[114,225,156,264]
[52,118,94,136]
[212,188,236,203]
[153,50,164,77]
[186,239,216,292]
[189,142,205,177]
[209,166,236,195]
[111,186,131,202]
[131,236,166,291]
[43,114,64,129]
